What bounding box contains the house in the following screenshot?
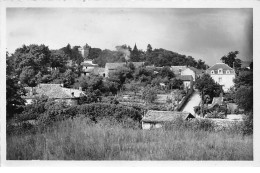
[176,75,193,89]
[180,67,196,81]
[81,59,99,76]
[172,66,204,81]
[206,63,235,92]
[23,83,85,105]
[141,110,195,130]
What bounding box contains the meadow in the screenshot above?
[7,117,253,160]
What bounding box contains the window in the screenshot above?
[218,69,223,74]
[211,70,215,74]
[226,70,230,74]
[219,77,222,83]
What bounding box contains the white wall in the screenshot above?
[183,81,191,89]
[210,74,235,92]
[181,68,196,81]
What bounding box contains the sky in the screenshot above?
[6,8,253,66]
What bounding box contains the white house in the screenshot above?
[181,68,196,81]
[81,60,99,76]
[206,63,235,92]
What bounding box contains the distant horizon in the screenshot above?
[7,8,253,66]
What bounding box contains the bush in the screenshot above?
[163,116,215,132]
[77,103,142,123]
[243,112,253,135]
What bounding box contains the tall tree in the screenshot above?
[6,54,26,118]
[146,44,153,54]
[195,74,223,117]
[13,44,51,76]
[220,51,241,71]
[130,43,140,62]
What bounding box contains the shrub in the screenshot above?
[243,112,253,135]
[163,117,215,132]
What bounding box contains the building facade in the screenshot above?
[206,63,235,92]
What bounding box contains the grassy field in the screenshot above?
[7,117,253,160]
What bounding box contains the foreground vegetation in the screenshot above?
[7,116,253,160]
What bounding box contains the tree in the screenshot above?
[169,78,183,90]
[19,66,37,87]
[158,66,175,79]
[220,51,241,71]
[141,85,157,104]
[50,50,69,72]
[79,75,104,91]
[234,70,253,88]
[88,47,102,60]
[62,69,75,87]
[235,86,253,112]
[130,43,140,62]
[195,74,223,117]
[196,59,208,70]
[109,66,133,87]
[13,44,51,75]
[6,75,26,119]
[146,44,153,54]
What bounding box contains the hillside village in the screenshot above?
[6,43,253,131]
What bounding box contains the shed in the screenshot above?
[141,110,195,129]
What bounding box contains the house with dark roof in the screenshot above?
[23,84,85,105]
[206,63,235,92]
[141,110,195,129]
[176,75,193,89]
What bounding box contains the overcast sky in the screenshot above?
[7,8,252,65]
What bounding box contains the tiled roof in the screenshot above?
[206,63,235,74]
[188,67,204,75]
[105,62,126,70]
[171,66,187,75]
[207,63,233,71]
[23,84,85,99]
[176,75,193,81]
[142,110,194,123]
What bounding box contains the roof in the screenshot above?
[23,84,85,99]
[207,63,234,71]
[206,63,235,74]
[171,66,187,75]
[176,75,193,81]
[188,67,204,75]
[105,62,126,70]
[211,97,224,106]
[142,110,194,123]
[81,62,98,67]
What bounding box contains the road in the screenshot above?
[182,91,201,115]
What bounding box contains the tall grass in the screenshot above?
[7,117,253,160]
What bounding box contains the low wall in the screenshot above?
[176,88,194,111]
